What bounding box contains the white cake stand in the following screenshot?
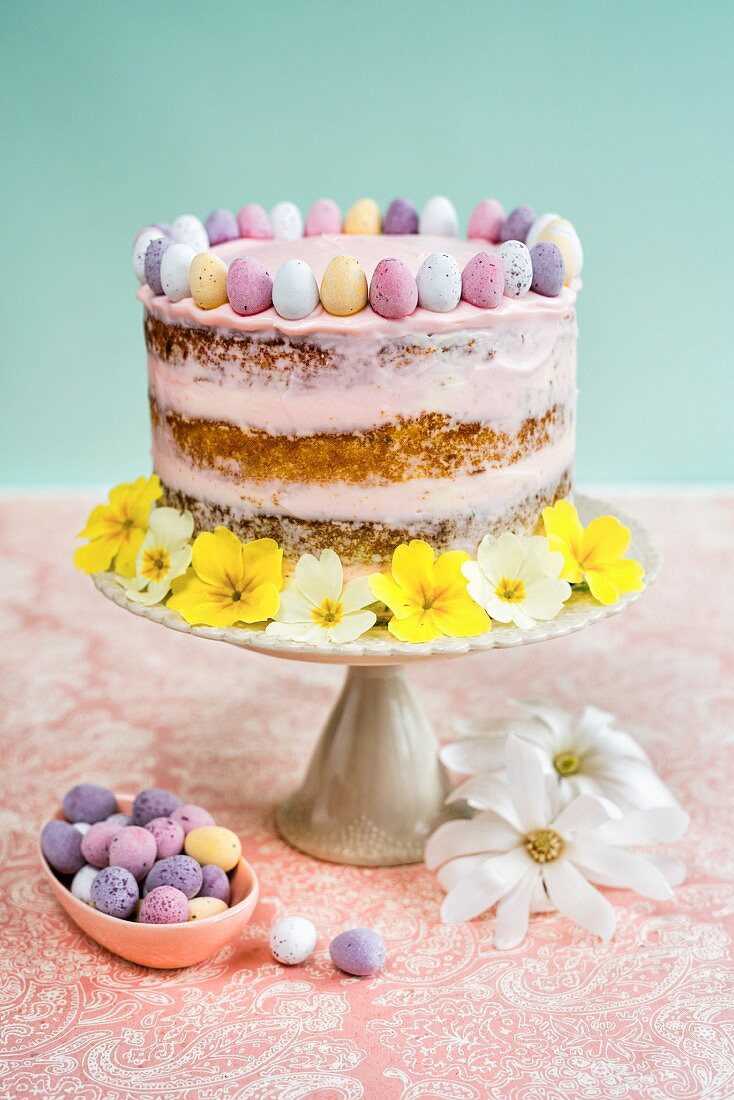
[93,495,660,867]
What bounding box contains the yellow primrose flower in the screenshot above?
[542,500,645,606]
[167,526,283,627]
[74,475,162,578]
[370,539,490,643]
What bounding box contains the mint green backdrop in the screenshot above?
[2,1,732,485]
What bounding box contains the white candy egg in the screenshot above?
[161,242,197,302]
[73,822,91,835]
[416,252,462,312]
[272,258,320,319]
[419,195,459,237]
[498,240,533,298]
[269,915,317,965]
[270,201,304,241]
[71,865,98,905]
[171,214,209,253]
[525,212,561,252]
[133,228,165,282]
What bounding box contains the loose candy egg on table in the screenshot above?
[419,195,459,237]
[139,885,189,925]
[81,819,123,868]
[145,816,185,859]
[269,915,318,965]
[63,783,117,824]
[132,787,183,827]
[133,228,165,282]
[160,242,196,303]
[91,865,139,919]
[467,198,505,243]
[227,257,273,316]
[270,201,304,240]
[525,211,562,252]
[499,205,536,244]
[383,197,419,235]
[369,258,418,320]
[530,242,566,297]
[539,218,583,282]
[305,198,342,236]
[184,826,241,873]
[461,252,504,309]
[41,820,85,875]
[145,854,203,898]
[189,253,229,310]
[144,237,172,296]
[171,214,209,253]
[416,252,462,312]
[329,928,386,976]
[198,863,230,904]
[272,259,320,320]
[205,208,239,245]
[108,826,158,881]
[237,203,274,239]
[320,255,368,316]
[498,240,533,298]
[71,864,98,905]
[171,804,215,835]
[343,198,381,235]
[188,897,228,921]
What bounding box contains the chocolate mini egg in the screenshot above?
[272,259,320,319]
[71,864,98,905]
[190,252,229,310]
[198,864,230,904]
[145,854,203,898]
[383,197,419,235]
[41,820,85,875]
[269,915,318,965]
[320,255,368,316]
[467,199,505,243]
[539,218,583,282]
[107,812,131,826]
[227,257,273,316]
[132,787,183,827]
[205,208,239,245]
[343,198,381,235]
[185,825,241,872]
[73,822,91,835]
[133,228,165,282]
[530,242,566,296]
[369,258,418,319]
[330,927,386,976]
[160,242,196,303]
[63,784,117,824]
[171,214,209,253]
[91,866,139,919]
[525,212,562,252]
[237,203,274,239]
[145,816,185,859]
[139,885,189,924]
[415,252,461,312]
[498,240,533,298]
[305,198,342,236]
[188,897,228,921]
[81,819,123,868]
[171,804,215,835]
[108,825,157,881]
[144,237,172,296]
[461,252,504,308]
[270,201,304,240]
[419,195,459,237]
[499,205,536,244]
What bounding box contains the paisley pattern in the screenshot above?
[1,495,733,1098]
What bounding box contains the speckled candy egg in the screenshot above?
[330,928,386,976]
[184,826,241,872]
[237,203,274,239]
[171,214,209,253]
[205,208,239,245]
[188,897,228,921]
[498,240,533,298]
[369,258,418,319]
[270,201,303,240]
[343,198,381,235]
[305,198,342,236]
[63,784,117,825]
[190,253,229,310]
[198,863,231,904]
[272,259,320,320]
[419,195,459,237]
[106,812,131,827]
[461,252,504,308]
[145,854,203,898]
[269,915,317,965]
[132,787,183,826]
[133,227,165,282]
[539,218,583,283]
[71,864,98,905]
[320,256,368,316]
[530,242,566,297]
[81,820,123,868]
[145,816,185,859]
[525,212,562,252]
[144,237,172,296]
[467,199,505,243]
[41,820,85,875]
[499,205,536,244]
[160,242,196,303]
[90,865,139,919]
[171,804,215,835]
[227,257,273,316]
[108,825,158,881]
[383,197,418,235]
[415,252,461,312]
[139,885,189,924]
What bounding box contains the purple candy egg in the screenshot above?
[132,787,183,826]
[237,203,273,240]
[530,242,566,297]
[383,198,419,235]
[145,854,203,899]
[369,258,418,320]
[205,208,239,245]
[144,237,172,296]
[305,198,342,236]
[329,927,386,976]
[499,205,536,244]
[461,252,504,309]
[41,820,85,875]
[81,820,123,868]
[108,826,158,881]
[139,885,189,925]
[90,865,139,919]
[227,257,273,316]
[62,783,117,824]
[198,864,230,904]
[171,804,215,835]
[467,199,505,243]
[145,816,185,859]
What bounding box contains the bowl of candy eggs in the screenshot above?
[39,783,259,968]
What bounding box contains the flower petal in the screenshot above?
[431,596,490,638]
[440,735,507,775]
[391,540,436,604]
[432,549,471,602]
[493,869,540,949]
[273,583,313,624]
[553,794,614,836]
[369,573,415,618]
[445,775,524,829]
[114,529,146,578]
[425,813,521,869]
[579,515,631,567]
[239,582,280,624]
[505,735,548,832]
[437,854,487,892]
[645,852,687,887]
[341,575,375,613]
[327,610,376,644]
[73,533,120,574]
[294,549,342,605]
[387,609,442,643]
[240,538,284,592]
[543,858,617,940]
[589,806,689,847]
[568,839,673,901]
[585,558,645,605]
[192,528,246,589]
[441,847,531,924]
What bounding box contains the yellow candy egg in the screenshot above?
[188,896,228,921]
[184,825,242,871]
[343,198,381,235]
[539,218,583,284]
[190,252,229,309]
[320,255,368,316]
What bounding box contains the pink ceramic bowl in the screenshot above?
[39,794,259,968]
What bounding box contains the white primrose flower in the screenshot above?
[119,507,193,606]
[462,532,571,629]
[266,549,376,646]
[426,736,689,947]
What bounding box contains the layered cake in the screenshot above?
[138,199,580,569]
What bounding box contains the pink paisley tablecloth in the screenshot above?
[1,494,733,1100]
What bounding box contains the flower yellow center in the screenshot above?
[554,751,581,776]
[495,577,526,603]
[525,828,564,864]
[311,598,344,628]
[140,546,171,583]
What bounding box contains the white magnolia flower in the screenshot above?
[462,532,571,629]
[426,736,688,946]
[442,700,677,812]
[119,507,193,606]
[266,549,376,645]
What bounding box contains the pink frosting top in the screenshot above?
[138,234,579,339]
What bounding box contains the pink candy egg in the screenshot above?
[369,258,418,320]
[81,820,123,868]
[139,885,189,925]
[171,804,216,834]
[227,257,273,316]
[237,203,274,239]
[461,252,505,308]
[305,198,342,236]
[145,816,185,859]
[108,825,158,881]
[467,199,505,243]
